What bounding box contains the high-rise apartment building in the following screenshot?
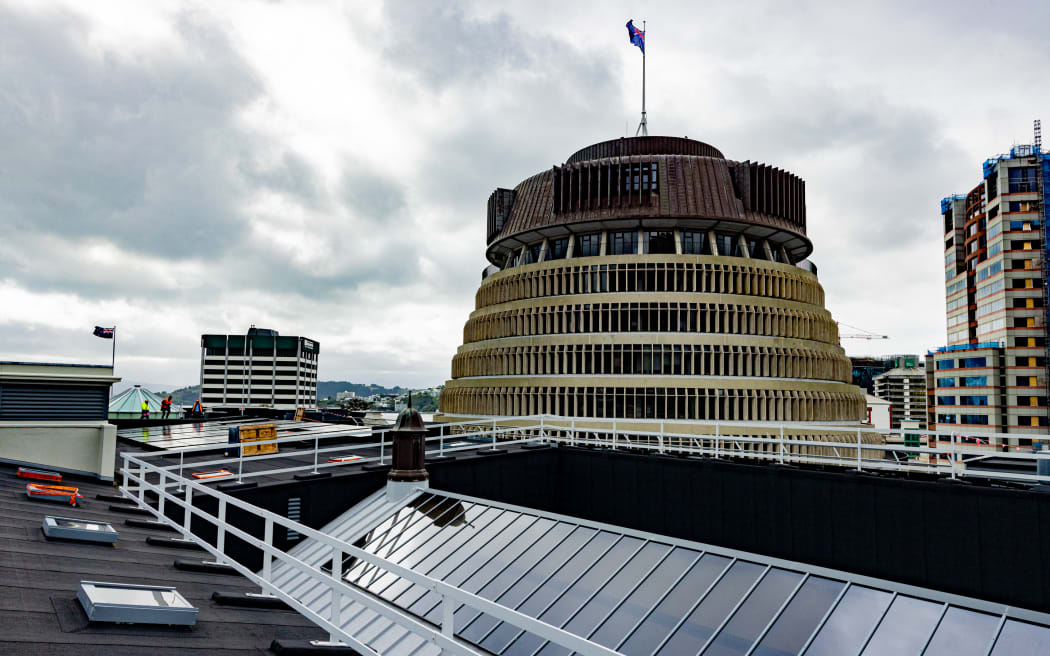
[932,139,1049,440]
[439,136,867,438]
[200,327,319,410]
[872,355,926,429]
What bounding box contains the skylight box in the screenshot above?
[77,581,198,625]
[42,516,119,544]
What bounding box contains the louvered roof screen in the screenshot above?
[0,383,107,420]
[273,489,1050,656]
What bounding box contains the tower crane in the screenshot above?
[837,321,889,341]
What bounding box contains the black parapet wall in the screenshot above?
[221,447,1050,613]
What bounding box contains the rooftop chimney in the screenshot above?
[387,398,428,484]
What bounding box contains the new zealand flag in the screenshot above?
[93,326,114,339]
[626,20,644,54]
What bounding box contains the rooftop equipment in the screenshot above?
[191,469,233,480]
[17,467,62,482]
[42,516,118,544]
[25,483,82,506]
[77,581,198,625]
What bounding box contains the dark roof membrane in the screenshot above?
[566,136,725,164]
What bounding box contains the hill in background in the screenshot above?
[159,381,420,406]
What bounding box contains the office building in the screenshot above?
[199,326,318,410]
[932,138,1049,440]
[873,355,927,429]
[439,135,867,436]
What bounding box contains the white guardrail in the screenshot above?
[126,414,1050,489]
[117,415,1050,653]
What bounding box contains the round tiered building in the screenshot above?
[440,136,865,429]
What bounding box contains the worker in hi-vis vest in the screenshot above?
[140,400,150,420]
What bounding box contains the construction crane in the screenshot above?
[837,321,889,341]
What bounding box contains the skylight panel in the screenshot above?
[42,516,118,544]
[77,581,198,625]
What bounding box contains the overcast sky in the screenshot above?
[1,0,1048,390]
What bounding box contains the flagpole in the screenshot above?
[112,326,116,370]
[636,20,648,137]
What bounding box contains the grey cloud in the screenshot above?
[238,151,324,206]
[339,167,406,223]
[0,7,266,258]
[379,2,528,89]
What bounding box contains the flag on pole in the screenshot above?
[93,326,114,339]
[626,20,644,54]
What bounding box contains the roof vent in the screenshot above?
[77,581,198,625]
[42,516,119,544]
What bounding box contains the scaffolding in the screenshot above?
[1039,129,1050,403]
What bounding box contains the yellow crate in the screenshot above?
[239,423,278,456]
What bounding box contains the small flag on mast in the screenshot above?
[626,20,645,54]
[93,326,114,339]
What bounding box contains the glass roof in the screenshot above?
[272,489,1050,656]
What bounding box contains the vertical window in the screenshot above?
[681,231,706,255]
[609,231,637,255]
[546,238,569,260]
[575,233,601,257]
[523,243,542,265]
[647,231,675,254]
[715,233,738,257]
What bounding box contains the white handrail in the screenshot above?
[120,453,622,656]
[123,413,1050,488]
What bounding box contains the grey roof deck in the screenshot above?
[0,464,326,654]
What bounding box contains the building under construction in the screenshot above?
[931,123,1050,440]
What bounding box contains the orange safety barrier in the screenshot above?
[17,467,62,482]
[192,469,233,480]
[26,483,82,506]
[327,456,363,464]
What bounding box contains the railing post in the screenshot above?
[121,453,130,493]
[330,545,343,638]
[950,431,957,480]
[178,450,185,492]
[217,497,227,562]
[157,470,166,517]
[238,443,244,482]
[441,594,454,638]
[856,429,862,472]
[658,421,664,455]
[715,423,720,459]
[539,415,545,442]
[313,434,319,474]
[137,460,145,504]
[492,417,497,449]
[183,485,193,534]
[571,418,576,447]
[262,517,273,587]
[613,418,618,450]
[779,426,785,464]
[440,424,445,455]
[379,430,385,465]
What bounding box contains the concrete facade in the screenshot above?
[440,136,867,439]
[200,328,318,410]
[873,355,927,429]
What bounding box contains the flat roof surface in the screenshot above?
[0,464,325,654]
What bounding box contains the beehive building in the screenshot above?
[440,136,866,428]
